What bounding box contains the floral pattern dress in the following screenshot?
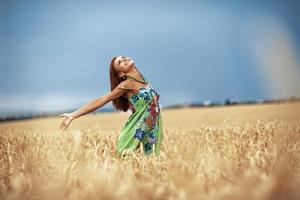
[117,77,163,157]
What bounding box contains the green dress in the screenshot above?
[117,74,163,157]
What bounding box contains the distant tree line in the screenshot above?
[0,96,299,122]
[162,96,300,109]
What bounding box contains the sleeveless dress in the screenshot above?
[116,74,163,157]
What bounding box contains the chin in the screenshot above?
[129,61,135,68]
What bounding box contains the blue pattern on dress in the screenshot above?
[128,84,161,155]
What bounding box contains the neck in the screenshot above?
[124,66,139,77]
[124,67,147,83]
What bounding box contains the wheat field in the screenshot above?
[1,102,300,200]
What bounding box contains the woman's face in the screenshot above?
[114,56,135,73]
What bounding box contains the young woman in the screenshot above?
[59,56,163,157]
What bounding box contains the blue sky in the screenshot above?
[1,0,300,113]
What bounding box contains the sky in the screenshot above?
[1,0,300,114]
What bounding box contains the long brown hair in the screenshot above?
[109,56,130,112]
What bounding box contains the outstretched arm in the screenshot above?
[71,96,108,119]
[59,80,130,131]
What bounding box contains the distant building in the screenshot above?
[203,100,212,106]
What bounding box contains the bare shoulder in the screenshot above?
[116,79,134,90]
[101,80,132,102]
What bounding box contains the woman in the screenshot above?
[59,56,163,157]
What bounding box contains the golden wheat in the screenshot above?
[0,102,300,200]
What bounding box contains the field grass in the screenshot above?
[1,102,300,200]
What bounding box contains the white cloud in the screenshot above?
[243,14,300,99]
[0,93,94,113]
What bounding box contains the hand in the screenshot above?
[59,113,75,131]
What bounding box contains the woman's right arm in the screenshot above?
[59,80,131,131]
